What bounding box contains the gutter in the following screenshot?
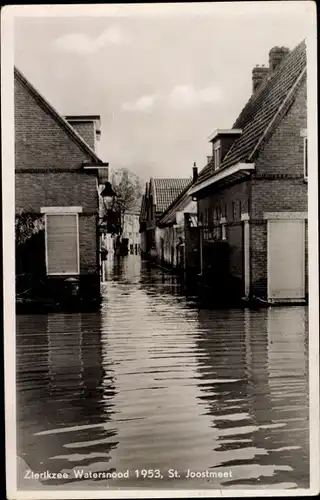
[189,162,255,196]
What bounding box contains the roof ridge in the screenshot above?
[194,38,306,188]
[220,39,306,169]
[14,66,102,164]
[232,39,306,130]
[153,177,191,180]
[248,66,306,160]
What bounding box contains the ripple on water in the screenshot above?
[16,256,309,490]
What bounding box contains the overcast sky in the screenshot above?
[13,2,314,182]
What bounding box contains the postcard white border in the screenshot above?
[2,2,319,499]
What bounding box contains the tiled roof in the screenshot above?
[153,178,191,213]
[157,179,193,225]
[195,39,306,186]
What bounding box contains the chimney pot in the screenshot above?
[269,46,290,72]
[192,163,198,183]
[252,66,269,94]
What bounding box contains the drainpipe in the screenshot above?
[196,198,203,276]
[241,213,250,297]
[199,226,203,275]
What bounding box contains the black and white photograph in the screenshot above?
[1,2,319,498]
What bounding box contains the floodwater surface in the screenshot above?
[16,255,309,491]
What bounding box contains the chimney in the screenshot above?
[65,115,101,152]
[252,65,269,93]
[192,162,198,183]
[269,46,290,72]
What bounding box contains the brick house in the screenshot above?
[156,165,198,271]
[189,41,308,303]
[139,177,190,259]
[15,67,109,307]
[123,210,141,254]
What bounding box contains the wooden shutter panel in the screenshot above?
[46,214,79,274]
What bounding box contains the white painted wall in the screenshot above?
[175,199,197,226]
[122,213,141,251]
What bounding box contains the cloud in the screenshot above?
[95,26,129,47]
[168,84,223,108]
[122,95,156,112]
[53,26,129,54]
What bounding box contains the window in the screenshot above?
[214,145,221,171]
[204,208,209,239]
[214,207,218,222]
[45,213,79,275]
[221,223,227,241]
[304,137,308,180]
[232,201,236,220]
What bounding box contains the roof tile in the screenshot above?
[153,178,191,213]
[196,40,306,186]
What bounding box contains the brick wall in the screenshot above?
[254,80,307,177]
[15,73,100,278]
[250,79,307,298]
[16,173,98,212]
[67,121,96,151]
[198,181,250,227]
[251,178,307,218]
[196,78,307,300]
[79,214,99,274]
[198,180,250,293]
[250,222,268,298]
[15,76,93,170]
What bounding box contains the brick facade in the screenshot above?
[15,173,98,213]
[67,121,96,152]
[250,79,307,298]
[197,77,307,300]
[15,77,95,171]
[15,69,100,287]
[198,180,250,295]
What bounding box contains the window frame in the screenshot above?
[214,144,221,171]
[303,136,308,181]
[232,201,236,220]
[42,208,81,276]
[220,216,227,241]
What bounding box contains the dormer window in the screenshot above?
[208,128,242,172]
[214,144,221,171]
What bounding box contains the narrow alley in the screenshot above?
[16,255,309,491]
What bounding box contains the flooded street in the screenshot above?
[16,255,309,491]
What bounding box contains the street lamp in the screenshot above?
[100,181,117,207]
[99,181,120,239]
[99,182,118,274]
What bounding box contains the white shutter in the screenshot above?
[46,214,79,275]
[268,219,305,300]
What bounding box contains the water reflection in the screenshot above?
[17,312,117,487]
[193,307,309,488]
[16,255,309,490]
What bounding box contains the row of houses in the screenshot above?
[140,41,308,304]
